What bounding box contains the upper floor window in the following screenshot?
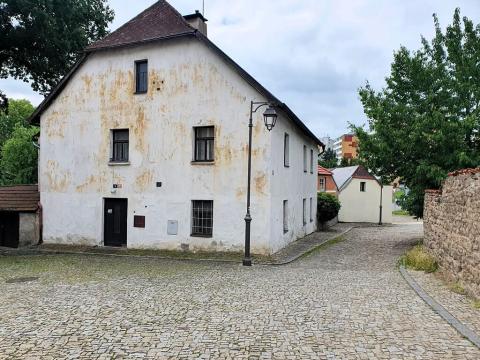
[319,177,325,192]
[194,126,214,162]
[284,133,289,167]
[111,129,129,162]
[360,182,366,192]
[310,149,314,173]
[303,145,307,172]
[135,60,148,93]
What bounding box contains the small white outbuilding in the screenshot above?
[332,166,392,223]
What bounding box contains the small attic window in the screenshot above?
[360,182,366,192]
[135,60,148,93]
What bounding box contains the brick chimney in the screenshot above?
[184,10,208,37]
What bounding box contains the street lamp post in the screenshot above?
[379,179,383,225]
[243,101,278,267]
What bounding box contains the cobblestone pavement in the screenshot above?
[408,269,480,337]
[1,223,479,359]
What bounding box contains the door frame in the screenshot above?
[103,198,128,247]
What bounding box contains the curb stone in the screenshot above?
[399,265,480,349]
[261,226,354,266]
[0,226,354,266]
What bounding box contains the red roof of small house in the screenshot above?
[0,185,39,212]
[318,165,333,176]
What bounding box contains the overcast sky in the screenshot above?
[1,0,479,138]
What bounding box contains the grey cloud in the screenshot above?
[2,0,480,138]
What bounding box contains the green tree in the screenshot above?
[353,8,480,218]
[338,157,363,168]
[317,193,341,230]
[1,0,114,97]
[318,148,337,168]
[0,99,34,147]
[1,124,39,185]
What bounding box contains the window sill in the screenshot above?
[108,161,130,166]
[191,161,215,166]
[134,91,147,95]
[284,165,290,168]
[190,234,213,238]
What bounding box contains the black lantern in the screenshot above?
[263,106,277,131]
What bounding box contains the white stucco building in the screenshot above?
[30,1,323,255]
[332,166,392,223]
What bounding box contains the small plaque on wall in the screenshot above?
[134,215,145,228]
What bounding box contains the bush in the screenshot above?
[400,245,438,273]
[317,193,341,224]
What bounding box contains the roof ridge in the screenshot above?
[86,0,195,51]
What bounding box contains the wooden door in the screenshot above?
[104,199,127,247]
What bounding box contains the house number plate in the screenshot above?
[107,209,113,214]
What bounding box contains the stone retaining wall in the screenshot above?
[424,168,480,299]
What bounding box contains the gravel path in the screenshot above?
[0,223,478,359]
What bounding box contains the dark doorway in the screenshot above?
[104,198,128,247]
[0,212,19,248]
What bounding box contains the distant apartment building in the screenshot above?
[333,134,359,160]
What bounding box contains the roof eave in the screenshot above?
[28,53,88,125]
[29,30,325,148]
[193,32,324,147]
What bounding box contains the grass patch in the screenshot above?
[301,235,346,258]
[472,300,480,309]
[393,209,410,216]
[449,282,467,295]
[399,245,438,273]
[38,244,274,263]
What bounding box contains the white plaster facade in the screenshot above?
[38,37,320,254]
[337,179,393,223]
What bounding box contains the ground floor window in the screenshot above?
[303,198,307,225]
[191,200,213,237]
[310,197,313,222]
[283,200,288,233]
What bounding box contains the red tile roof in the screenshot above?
[318,165,333,175]
[86,1,195,51]
[447,168,480,177]
[0,185,39,212]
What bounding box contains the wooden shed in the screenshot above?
[0,185,40,248]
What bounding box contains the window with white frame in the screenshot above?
[284,133,289,167]
[319,177,326,192]
[283,200,288,233]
